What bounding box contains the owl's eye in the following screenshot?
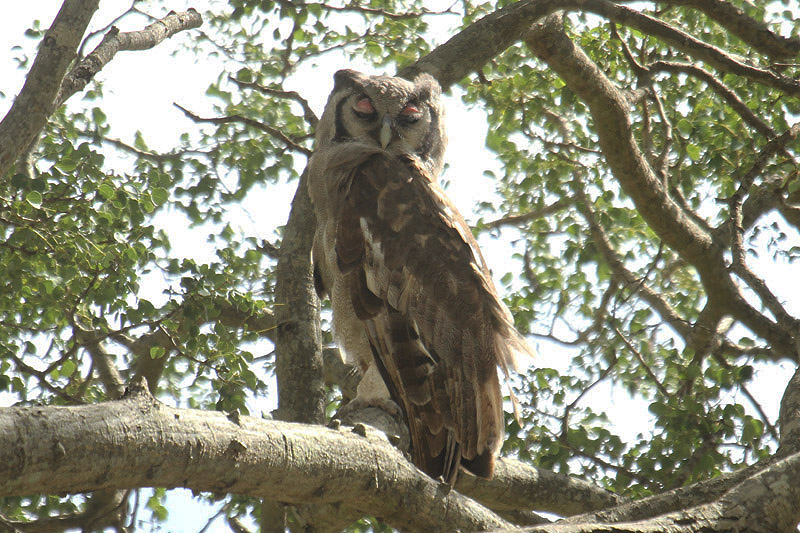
[353,97,376,118]
[399,103,422,123]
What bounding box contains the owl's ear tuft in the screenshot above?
[413,73,441,101]
[334,69,366,91]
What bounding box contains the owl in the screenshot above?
[308,69,532,484]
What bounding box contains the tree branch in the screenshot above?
[229,76,319,129]
[403,0,800,97]
[525,15,797,359]
[538,452,800,532]
[571,0,800,95]
[654,0,800,60]
[54,9,203,109]
[779,364,800,455]
[483,197,572,229]
[457,456,624,516]
[0,380,513,532]
[174,103,312,156]
[272,173,325,424]
[649,61,778,139]
[0,0,101,177]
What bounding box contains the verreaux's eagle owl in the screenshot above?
[308,69,532,484]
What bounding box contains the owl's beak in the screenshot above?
[379,115,393,149]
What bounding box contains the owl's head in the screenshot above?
[315,69,447,177]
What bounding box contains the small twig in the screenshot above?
[273,0,456,20]
[173,103,312,156]
[650,61,780,141]
[77,1,157,58]
[483,197,572,229]
[99,136,214,162]
[560,354,619,440]
[229,76,318,128]
[613,325,671,398]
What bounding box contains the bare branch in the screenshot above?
[230,76,319,129]
[483,197,572,229]
[274,0,457,20]
[174,103,312,156]
[77,1,158,57]
[56,9,203,108]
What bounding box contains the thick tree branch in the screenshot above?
[404,0,800,97]
[54,9,203,109]
[273,173,325,425]
[535,453,800,532]
[654,0,800,60]
[456,457,624,516]
[525,16,797,359]
[779,365,800,455]
[0,0,100,177]
[572,0,800,95]
[0,380,513,532]
[403,0,555,88]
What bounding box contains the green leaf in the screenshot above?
[149,346,166,359]
[98,183,114,200]
[60,359,76,377]
[151,188,169,206]
[55,157,78,172]
[25,191,42,208]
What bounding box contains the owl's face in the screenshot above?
[316,69,447,177]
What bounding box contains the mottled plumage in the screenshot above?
[309,69,531,484]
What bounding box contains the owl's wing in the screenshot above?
[335,152,530,483]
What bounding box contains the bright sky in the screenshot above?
[1,2,796,531]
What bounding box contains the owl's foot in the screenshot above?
[338,396,401,419]
[334,397,409,451]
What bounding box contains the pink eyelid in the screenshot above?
[401,104,421,115]
[354,98,375,113]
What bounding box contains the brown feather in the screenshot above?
[324,151,523,484]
